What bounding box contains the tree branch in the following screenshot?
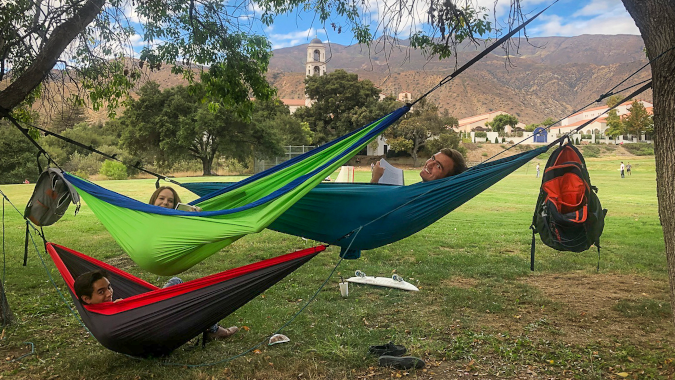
[0,0,105,113]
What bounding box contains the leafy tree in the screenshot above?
[119,82,285,175]
[525,123,539,132]
[50,103,88,133]
[605,94,625,108]
[623,100,653,136]
[541,117,557,127]
[251,99,313,146]
[293,70,385,144]
[488,114,518,133]
[604,109,626,138]
[384,98,459,166]
[0,121,40,184]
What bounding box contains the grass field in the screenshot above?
[0,155,673,379]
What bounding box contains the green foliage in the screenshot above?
[1,0,275,119]
[99,160,128,180]
[294,70,397,144]
[118,82,286,175]
[0,121,41,184]
[605,94,625,108]
[383,98,459,165]
[475,131,487,138]
[605,109,625,138]
[252,99,313,146]
[41,122,119,164]
[494,136,499,143]
[624,100,653,135]
[409,5,492,59]
[623,143,655,156]
[488,114,518,133]
[581,146,600,158]
[524,123,538,132]
[540,117,557,127]
[64,152,102,176]
[50,103,88,133]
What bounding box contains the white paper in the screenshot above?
[378,159,404,186]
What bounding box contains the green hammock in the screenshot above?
[63,107,409,275]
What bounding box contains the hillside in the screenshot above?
[267,35,651,124]
[37,34,651,126]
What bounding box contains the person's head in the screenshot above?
[149,186,181,209]
[420,148,467,182]
[74,270,113,304]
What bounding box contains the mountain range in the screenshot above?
[44,34,651,126]
[266,34,651,124]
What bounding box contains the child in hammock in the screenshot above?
[74,269,239,341]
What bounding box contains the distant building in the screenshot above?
[280,99,306,114]
[398,92,412,102]
[305,38,326,107]
[455,111,509,133]
[551,100,653,135]
[281,38,327,113]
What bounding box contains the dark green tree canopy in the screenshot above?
[385,98,460,166]
[118,82,305,175]
[294,69,395,144]
[488,114,519,133]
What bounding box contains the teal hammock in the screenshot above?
[181,145,550,258]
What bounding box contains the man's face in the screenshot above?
[420,152,454,182]
[82,277,113,304]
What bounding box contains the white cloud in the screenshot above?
[269,28,326,49]
[572,0,624,17]
[529,10,639,36]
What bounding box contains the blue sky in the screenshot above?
[254,0,640,50]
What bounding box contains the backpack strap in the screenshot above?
[530,225,536,271]
[23,222,29,266]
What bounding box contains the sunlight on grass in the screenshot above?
[0,156,672,379]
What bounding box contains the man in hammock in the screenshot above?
[371,148,467,184]
[74,270,239,341]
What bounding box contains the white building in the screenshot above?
[551,100,653,135]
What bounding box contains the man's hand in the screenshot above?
[371,161,385,183]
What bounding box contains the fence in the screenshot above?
[254,145,316,173]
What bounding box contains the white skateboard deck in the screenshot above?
[346,272,419,291]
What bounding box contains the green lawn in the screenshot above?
[0,156,672,379]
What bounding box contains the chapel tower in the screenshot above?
[305,38,326,106]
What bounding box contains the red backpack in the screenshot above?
[530,143,607,269]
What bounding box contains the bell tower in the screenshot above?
[305,38,326,106]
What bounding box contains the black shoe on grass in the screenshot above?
[368,342,406,356]
[378,355,425,370]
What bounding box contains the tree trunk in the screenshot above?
[0,0,105,113]
[201,157,212,176]
[0,282,14,326]
[622,0,675,324]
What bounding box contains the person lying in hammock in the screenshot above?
[371,148,467,184]
[149,186,201,211]
[74,270,239,341]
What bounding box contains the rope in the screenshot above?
[480,44,675,164]
[2,115,181,186]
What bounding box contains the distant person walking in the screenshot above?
[620,161,625,178]
[536,163,540,178]
[627,162,632,176]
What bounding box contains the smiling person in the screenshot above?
[73,270,238,341]
[371,148,467,184]
[149,186,201,211]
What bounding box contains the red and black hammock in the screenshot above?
[46,243,324,357]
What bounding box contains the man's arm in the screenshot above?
[371,161,385,183]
